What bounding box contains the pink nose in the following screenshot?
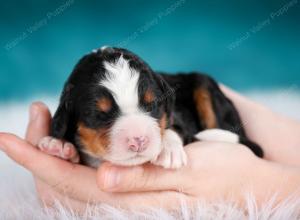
[127,136,149,153]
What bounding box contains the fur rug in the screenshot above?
[0,91,300,219]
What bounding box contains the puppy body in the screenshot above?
[42,47,263,168]
[159,73,263,156]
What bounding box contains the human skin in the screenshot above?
[0,86,299,211]
[220,85,300,167]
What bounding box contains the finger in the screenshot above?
[0,133,98,201]
[0,133,133,205]
[97,162,186,193]
[25,102,51,146]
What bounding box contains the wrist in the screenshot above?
[247,158,300,205]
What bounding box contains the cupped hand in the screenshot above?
[97,142,260,201]
[0,102,266,211]
[0,103,191,210]
[1,101,299,212]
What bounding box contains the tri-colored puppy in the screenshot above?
[38,47,263,168]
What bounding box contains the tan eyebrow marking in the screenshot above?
[144,89,155,103]
[97,98,112,112]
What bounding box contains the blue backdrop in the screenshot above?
[1,0,300,101]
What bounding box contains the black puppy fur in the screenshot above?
[159,73,263,157]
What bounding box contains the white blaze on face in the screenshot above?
[101,55,140,114]
[100,55,162,165]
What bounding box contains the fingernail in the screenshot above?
[103,167,121,190]
[29,103,39,122]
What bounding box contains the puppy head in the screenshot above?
[51,47,174,166]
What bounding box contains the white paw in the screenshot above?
[195,129,239,143]
[38,136,79,163]
[151,129,187,169]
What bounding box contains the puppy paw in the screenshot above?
[151,129,187,169]
[38,136,79,163]
[194,128,239,143]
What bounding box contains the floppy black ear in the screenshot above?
[153,74,175,117]
[50,83,74,139]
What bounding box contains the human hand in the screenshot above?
[97,142,300,206]
[24,102,88,210]
[0,103,190,210]
[220,85,300,167]
[1,95,299,212]
[0,102,272,210]
[97,142,261,201]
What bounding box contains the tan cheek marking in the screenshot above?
[159,112,167,136]
[77,123,110,156]
[193,88,217,129]
[144,89,155,103]
[97,98,112,112]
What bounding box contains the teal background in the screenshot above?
[1,0,300,101]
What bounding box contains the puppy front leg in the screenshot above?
[151,129,187,169]
[38,136,79,163]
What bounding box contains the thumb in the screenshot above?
[25,102,51,146]
[97,162,186,193]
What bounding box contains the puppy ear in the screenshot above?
[50,83,74,139]
[153,74,175,117]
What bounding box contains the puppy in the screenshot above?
[38,47,263,169]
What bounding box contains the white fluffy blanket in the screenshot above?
[1,91,300,219]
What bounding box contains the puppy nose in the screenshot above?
[128,136,149,153]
